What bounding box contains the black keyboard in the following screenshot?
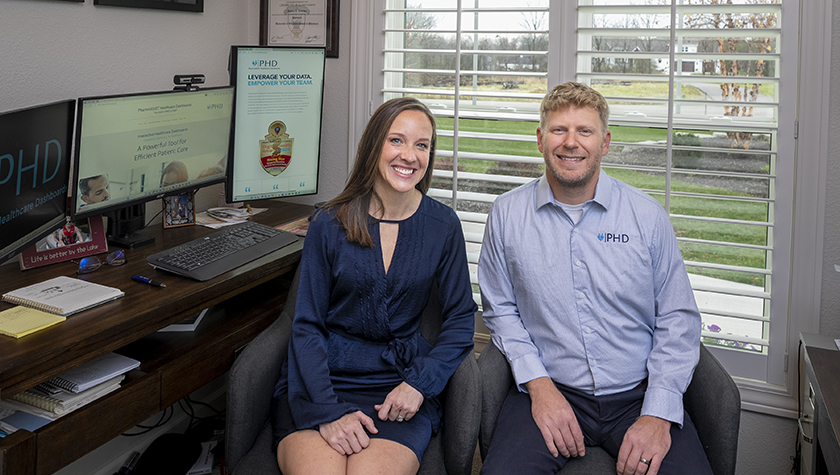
[147,221,299,281]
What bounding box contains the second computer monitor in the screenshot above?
[72,86,235,220]
[227,46,326,202]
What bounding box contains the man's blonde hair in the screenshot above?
[540,82,610,133]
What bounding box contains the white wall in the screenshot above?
[0,0,350,217]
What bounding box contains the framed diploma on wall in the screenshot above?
[260,0,339,58]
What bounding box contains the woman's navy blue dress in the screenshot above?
[271,195,477,461]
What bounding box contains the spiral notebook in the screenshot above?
[9,375,124,417]
[43,352,139,394]
[1,275,124,317]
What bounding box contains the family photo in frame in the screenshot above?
[163,192,196,228]
[18,216,109,270]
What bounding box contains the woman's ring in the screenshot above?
[397,415,405,422]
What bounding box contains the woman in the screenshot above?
[271,97,477,474]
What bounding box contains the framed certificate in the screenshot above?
[260,0,339,58]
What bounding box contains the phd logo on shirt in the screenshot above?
[598,232,630,243]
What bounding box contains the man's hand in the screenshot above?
[375,381,424,422]
[616,415,672,475]
[525,377,585,458]
[318,411,378,455]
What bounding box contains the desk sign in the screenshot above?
[19,215,108,270]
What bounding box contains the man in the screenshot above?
[478,82,712,475]
[79,175,110,205]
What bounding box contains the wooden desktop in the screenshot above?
[0,201,312,475]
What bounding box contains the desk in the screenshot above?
[0,201,312,475]
[803,344,840,475]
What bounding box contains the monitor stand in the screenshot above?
[106,204,155,249]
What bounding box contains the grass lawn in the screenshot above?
[433,117,770,286]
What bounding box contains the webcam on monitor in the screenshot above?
[173,74,205,92]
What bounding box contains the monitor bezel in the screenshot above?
[0,99,76,266]
[70,85,235,221]
[226,45,326,203]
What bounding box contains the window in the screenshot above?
[357,0,823,414]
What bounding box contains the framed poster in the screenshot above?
[94,0,204,13]
[163,192,196,228]
[19,216,108,270]
[260,0,339,58]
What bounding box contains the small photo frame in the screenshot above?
[19,216,109,270]
[163,191,196,228]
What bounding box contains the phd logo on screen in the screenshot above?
[252,60,278,68]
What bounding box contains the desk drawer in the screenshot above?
[34,371,159,475]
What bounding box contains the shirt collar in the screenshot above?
[535,169,614,211]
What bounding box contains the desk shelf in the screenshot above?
[0,201,310,475]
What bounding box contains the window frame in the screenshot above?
[349,0,829,417]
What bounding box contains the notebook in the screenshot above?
[43,352,139,394]
[0,407,52,432]
[10,375,124,416]
[0,306,65,338]
[1,275,124,317]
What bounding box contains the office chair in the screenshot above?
[226,267,482,475]
[477,342,741,475]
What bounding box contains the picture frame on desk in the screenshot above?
[163,191,196,228]
[260,0,340,58]
[18,216,108,271]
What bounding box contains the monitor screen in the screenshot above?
[0,100,76,265]
[227,46,325,202]
[71,86,234,220]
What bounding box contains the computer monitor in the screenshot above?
[0,99,76,265]
[71,86,234,246]
[226,46,325,202]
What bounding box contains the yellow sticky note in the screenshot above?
[0,306,66,338]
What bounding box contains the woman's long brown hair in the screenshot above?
[320,97,436,247]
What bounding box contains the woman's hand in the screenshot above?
[375,381,424,422]
[318,411,378,455]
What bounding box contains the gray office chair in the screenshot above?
[226,267,482,475]
[477,342,741,475]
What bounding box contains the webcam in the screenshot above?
[173,74,205,91]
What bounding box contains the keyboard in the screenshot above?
[147,221,299,281]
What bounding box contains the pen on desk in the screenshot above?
[131,275,166,288]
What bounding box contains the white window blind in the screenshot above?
[383,0,552,308]
[576,0,792,385]
[378,0,795,385]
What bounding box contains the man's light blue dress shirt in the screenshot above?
[478,171,701,425]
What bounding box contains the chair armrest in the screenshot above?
[683,344,741,475]
[476,342,515,460]
[225,269,299,472]
[443,349,481,475]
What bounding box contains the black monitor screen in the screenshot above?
[71,86,234,220]
[227,46,325,202]
[0,100,76,265]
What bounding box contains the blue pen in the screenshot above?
[132,275,166,288]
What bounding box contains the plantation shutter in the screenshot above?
[576,0,791,381]
[382,1,551,308]
[378,0,794,383]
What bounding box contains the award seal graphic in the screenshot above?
[259,121,294,176]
